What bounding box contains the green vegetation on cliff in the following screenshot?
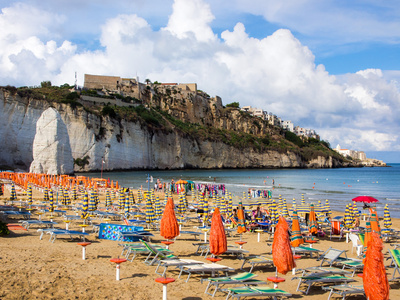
[2,83,346,163]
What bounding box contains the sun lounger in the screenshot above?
[117,230,153,242]
[317,247,348,267]
[225,286,292,300]
[40,229,89,243]
[178,231,201,240]
[322,284,365,300]
[388,249,400,281]
[7,224,27,231]
[156,258,204,277]
[140,239,178,266]
[294,274,355,295]
[300,266,352,277]
[203,245,249,259]
[19,220,57,229]
[337,259,363,276]
[292,245,323,258]
[177,263,235,282]
[1,211,31,219]
[204,272,267,297]
[240,255,274,272]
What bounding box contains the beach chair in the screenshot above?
[348,233,363,257]
[388,249,400,281]
[121,243,168,261]
[317,247,348,267]
[330,220,343,240]
[225,286,292,300]
[155,258,204,277]
[19,220,57,229]
[240,255,274,272]
[45,229,89,243]
[204,272,267,297]
[337,259,363,276]
[300,266,352,277]
[322,284,365,300]
[177,263,235,282]
[294,274,355,295]
[203,245,249,259]
[292,246,323,258]
[117,230,153,242]
[140,239,178,266]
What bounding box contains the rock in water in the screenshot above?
[29,108,74,175]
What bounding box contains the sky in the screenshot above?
[1,0,400,163]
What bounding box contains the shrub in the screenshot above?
[0,221,9,236]
[101,106,117,118]
[226,102,240,108]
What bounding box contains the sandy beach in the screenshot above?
[1,185,399,300]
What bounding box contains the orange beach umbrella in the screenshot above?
[363,232,389,300]
[209,207,227,256]
[291,210,304,247]
[272,216,296,275]
[160,198,180,240]
[308,204,318,235]
[237,201,247,235]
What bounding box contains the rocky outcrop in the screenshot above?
[0,88,348,173]
[29,108,74,175]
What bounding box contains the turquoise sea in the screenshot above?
[78,163,400,218]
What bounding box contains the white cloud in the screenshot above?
[0,0,400,154]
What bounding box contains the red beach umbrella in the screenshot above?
[160,197,180,240]
[352,196,379,203]
[363,232,389,300]
[209,207,227,256]
[272,216,295,275]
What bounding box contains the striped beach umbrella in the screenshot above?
[145,195,156,224]
[124,193,130,217]
[352,201,359,219]
[291,210,304,247]
[269,199,278,228]
[65,189,71,206]
[105,190,111,208]
[154,195,162,218]
[177,193,186,215]
[383,204,392,229]
[27,183,32,207]
[308,204,318,234]
[344,204,353,228]
[119,189,125,211]
[292,198,296,209]
[137,188,143,204]
[10,183,17,201]
[203,197,209,223]
[88,189,96,211]
[370,209,381,233]
[81,191,89,219]
[324,199,331,215]
[72,186,77,201]
[49,190,54,212]
[111,189,116,204]
[301,194,305,205]
[129,190,135,207]
[43,187,49,202]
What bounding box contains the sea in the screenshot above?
[77,163,400,218]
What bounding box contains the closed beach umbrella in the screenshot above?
[203,197,209,223]
[49,190,54,212]
[154,195,162,218]
[27,183,32,207]
[282,199,289,218]
[362,221,372,255]
[269,199,279,228]
[370,208,381,233]
[129,191,135,207]
[237,201,247,235]
[72,186,77,201]
[160,198,180,240]
[209,207,227,256]
[301,194,305,205]
[352,202,359,219]
[81,191,89,219]
[64,189,71,206]
[272,216,296,275]
[308,204,318,234]
[10,183,17,201]
[383,204,392,229]
[145,196,155,224]
[89,189,96,211]
[124,194,130,216]
[363,232,389,300]
[105,191,111,208]
[119,189,125,211]
[43,187,49,202]
[177,193,186,214]
[291,210,304,247]
[344,204,353,228]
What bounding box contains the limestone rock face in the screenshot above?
[29,107,74,175]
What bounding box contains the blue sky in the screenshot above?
[1,0,399,163]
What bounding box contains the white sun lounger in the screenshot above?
[177,263,235,282]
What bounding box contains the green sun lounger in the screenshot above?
[225,286,292,300]
[204,272,267,297]
[295,274,355,294]
[140,239,177,265]
[322,284,365,300]
[389,249,400,281]
[292,246,323,258]
[317,247,348,267]
[337,259,364,276]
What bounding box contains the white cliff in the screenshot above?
[29,107,74,175]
